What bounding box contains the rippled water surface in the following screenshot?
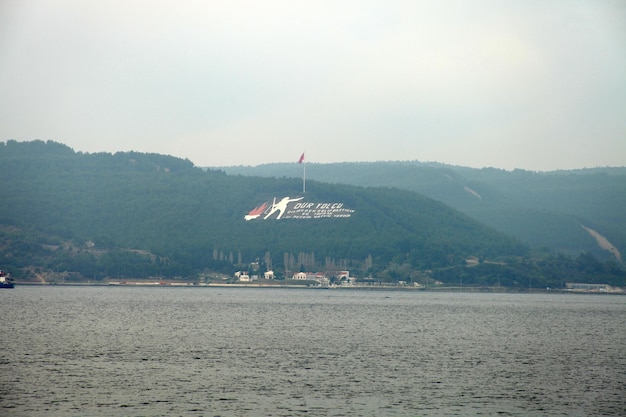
[1,286,625,416]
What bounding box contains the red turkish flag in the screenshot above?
[298,153,305,164]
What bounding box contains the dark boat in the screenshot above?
[0,270,14,288]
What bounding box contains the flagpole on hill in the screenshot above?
[298,152,305,193]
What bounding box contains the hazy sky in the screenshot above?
[1,0,624,170]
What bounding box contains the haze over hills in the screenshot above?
[1,140,624,288]
[223,162,626,263]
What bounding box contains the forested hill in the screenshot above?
[223,161,626,263]
[1,140,624,289]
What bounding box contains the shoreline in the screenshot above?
[10,280,625,294]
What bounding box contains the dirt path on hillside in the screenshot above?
[582,225,623,263]
[24,267,47,284]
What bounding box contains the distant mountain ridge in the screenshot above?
[222,162,626,262]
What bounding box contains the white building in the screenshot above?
[291,272,331,286]
[235,271,250,282]
[292,272,308,280]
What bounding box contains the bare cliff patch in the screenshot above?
[582,225,623,263]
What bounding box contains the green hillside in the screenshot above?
[1,140,624,288]
[223,162,626,262]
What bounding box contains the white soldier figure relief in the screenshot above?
[264,197,304,219]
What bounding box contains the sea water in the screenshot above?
[1,286,624,416]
